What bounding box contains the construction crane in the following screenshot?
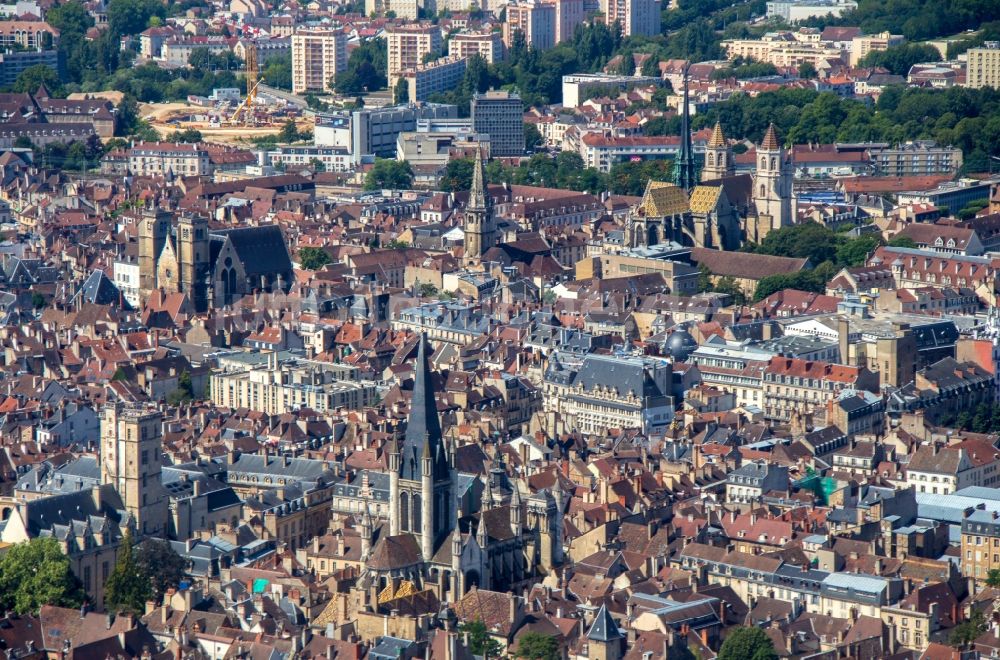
[230,43,261,125]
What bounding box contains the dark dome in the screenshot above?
[666,328,698,361]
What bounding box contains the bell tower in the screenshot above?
[753,123,794,236]
[702,121,733,181]
[138,208,171,301]
[463,146,495,266]
[177,214,210,312]
[100,404,168,538]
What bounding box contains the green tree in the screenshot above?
[525,122,543,150]
[718,626,778,660]
[713,275,747,306]
[261,53,292,90]
[12,64,62,95]
[279,119,300,144]
[460,619,503,658]
[105,530,152,615]
[169,128,203,143]
[167,370,194,405]
[514,632,560,660]
[46,0,94,36]
[950,610,986,648]
[860,43,941,76]
[31,291,46,309]
[299,246,333,270]
[136,539,187,600]
[108,0,165,37]
[364,158,413,191]
[986,568,1000,588]
[641,54,661,77]
[835,234,880,268]
[441,158,474,192]
[0,538,84,614]
[333,38,387,94]
[394,78,410,104]
[798,61,818,79]
[887,235,917,248]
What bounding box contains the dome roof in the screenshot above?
[666,327,698,361]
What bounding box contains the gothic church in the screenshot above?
[356,335,564,606]
[138,208,294,311]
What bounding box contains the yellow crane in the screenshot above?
[230,43,261,125]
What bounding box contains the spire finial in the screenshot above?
[673,63,695,192]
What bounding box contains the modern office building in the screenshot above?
[386,24,442,80]
[471,90,524,157]
[291,28,348,94]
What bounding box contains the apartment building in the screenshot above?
[906,438,1000,496]
[448,31,503,64]
[762,356,879,422]
[850,31,905,66]
[605,0,661,38]
[967,42,1000,89]
[291,28,348,94]
[868,141,963,177]
[472,90,524,157]
[554,0,585,43]
[722,31,844,68]
[402,56,467,102]
[543,352,674,435]
[210,353,376,415]
[961,507,1000,583]
[386,24,442,80]
[365,0,418,19]
[504,0,556,50]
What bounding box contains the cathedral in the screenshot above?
[356,335,563,605]
[138,208,294,312]
[624,113,795,251]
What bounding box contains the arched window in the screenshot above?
[412,494,422,533]
[760,157,766,169]
[760,184,766,197]
[400,492,410,532]
[770,158,776,170]
[707,153,715,166]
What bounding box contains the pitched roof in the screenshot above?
[708,121,726,148]
[587,604,623,642]
[760,123,780,150]
[640,181,689,217]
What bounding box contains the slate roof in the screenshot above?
[587,603,624,642]
[74,269,127,308]
[211,224,292,278]
[367,533,423,570]
[398,334,449,482]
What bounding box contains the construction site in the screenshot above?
[141,45,313,145]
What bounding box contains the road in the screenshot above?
[258,84,308,107]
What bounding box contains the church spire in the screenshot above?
[400,333,448,481]
[469,144,489,211]
[674,64,696,192]
[708,121,726,148]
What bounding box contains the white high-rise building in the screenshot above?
[291,28,348,94]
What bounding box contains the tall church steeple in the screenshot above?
[674,65,696,192]
[464,146,496,266]
[388,333,454,559]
